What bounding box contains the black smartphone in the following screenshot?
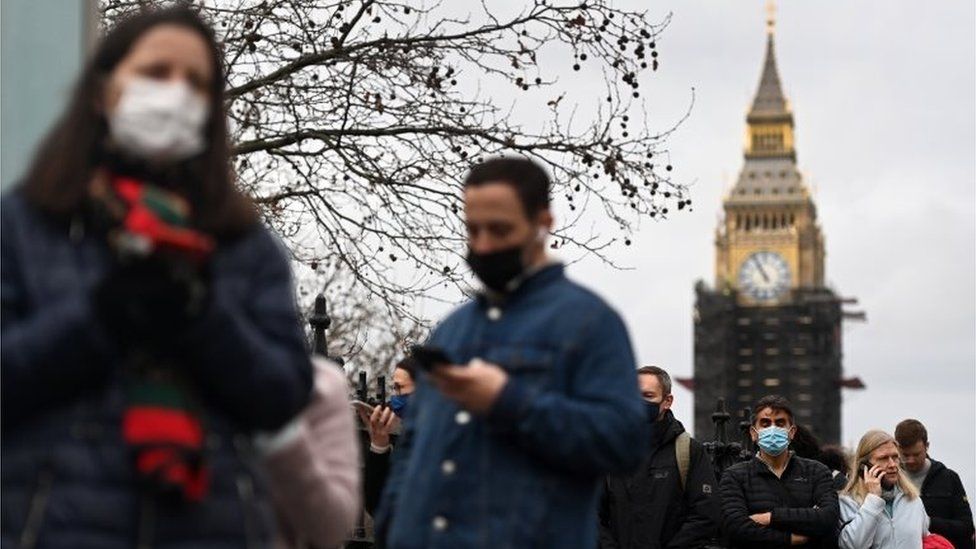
[860,460,878,476]
[410,345,452,372]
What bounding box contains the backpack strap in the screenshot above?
[675,431,692,491]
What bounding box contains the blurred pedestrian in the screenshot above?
[1,7,312,547]
[895,419,974,549]
[792,424,848,492]
[789,423,822,461]
[375,157,648,548]
[838,430,929,549]
[262,356,361,548]
[720,395,839,548]
[360,357,417,516]
[820,445,851,491]
[598,366,720,549]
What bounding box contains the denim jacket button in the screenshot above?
[454,411,471,425]
[487,307,502,321]
[441,460,456,475]
[432,516,448,531]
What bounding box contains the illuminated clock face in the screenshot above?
[738,251,791,301]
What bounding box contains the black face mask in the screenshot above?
[645,401,661,423]
[466,243,528,293]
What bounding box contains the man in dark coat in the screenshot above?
[896,419,975,549]
[599,366,720,549]
[720,395,839,549]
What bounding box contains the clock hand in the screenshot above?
[752,256,770,282]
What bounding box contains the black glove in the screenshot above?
[94,256,210,347]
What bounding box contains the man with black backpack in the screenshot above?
[598,366,721,549]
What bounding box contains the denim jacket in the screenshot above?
[376,263,648,549]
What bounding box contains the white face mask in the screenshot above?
[108,77,209,162]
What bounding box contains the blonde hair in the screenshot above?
[842,429,919,504]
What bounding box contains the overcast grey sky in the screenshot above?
[422,0,975,501]
[565,1,976,501]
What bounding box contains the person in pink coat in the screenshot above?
[261,356,362,548]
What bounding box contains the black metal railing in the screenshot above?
[702,398,755,482]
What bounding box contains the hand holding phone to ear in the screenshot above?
[862,463,883,496]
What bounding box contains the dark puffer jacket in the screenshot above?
[720,454,839,549]
[920,459,975,549]
[1,191,313,548]
[599,411,721,549]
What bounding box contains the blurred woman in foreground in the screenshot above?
[2,7,312,547]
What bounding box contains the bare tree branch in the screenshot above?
[101,0,693,368]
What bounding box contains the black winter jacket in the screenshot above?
[364,446,392,516]
[1,191,313,548]
[920,459,975,549]
[599,412,720,549]
[720,454,839,549]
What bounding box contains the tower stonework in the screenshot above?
[691,17,850,444]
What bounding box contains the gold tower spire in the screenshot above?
[766,0,776,36]
[746,0,794,160]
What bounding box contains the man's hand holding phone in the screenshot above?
[413,344,509,415]
[429,358,508,415]
[410,345,508,414]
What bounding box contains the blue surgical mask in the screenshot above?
[756,426,791,456]
[389,394,411,418]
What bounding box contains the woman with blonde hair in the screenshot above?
[838,429,929,549]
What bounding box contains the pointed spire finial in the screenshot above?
[766,0,776,36]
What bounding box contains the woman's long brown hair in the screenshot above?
[20,6,256,237]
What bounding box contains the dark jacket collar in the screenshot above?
[657,411,684,442]
[927,458,946,475]
[647,411,685,457]
[750,452,798,477]
[921,458,948,491]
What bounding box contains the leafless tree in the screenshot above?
[102,0,692,368]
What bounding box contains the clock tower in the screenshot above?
[714,9,824,305]
[688,6,862,445]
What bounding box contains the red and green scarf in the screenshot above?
[122,374,209,502]
[97,175,215,503]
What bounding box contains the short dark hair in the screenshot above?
[637,365,672,396]
[463,157,551,218]
[752,395,794,426]
[394,357,418,379]
[895,419,928,447]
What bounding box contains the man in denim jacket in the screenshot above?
[375,157,649,548]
